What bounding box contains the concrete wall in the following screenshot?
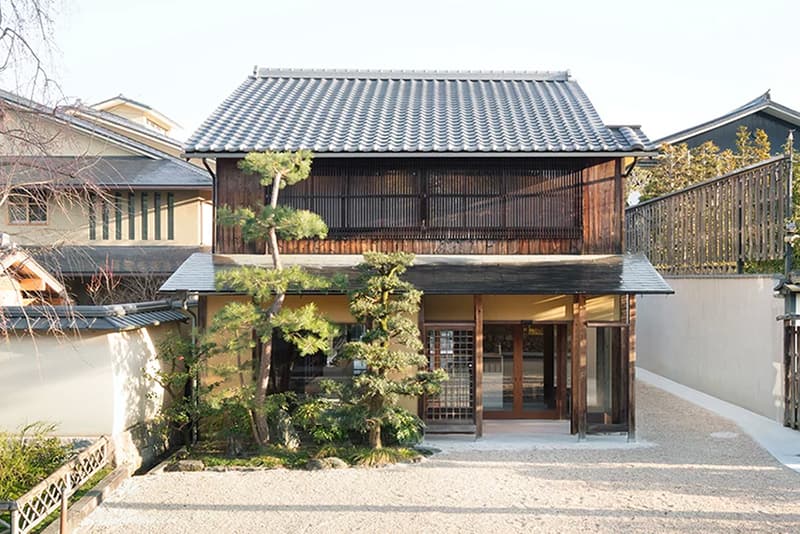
[637,276,784,422]
[0,324,179,435]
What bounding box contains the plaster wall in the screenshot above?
[0,324,176,436]
[636,276,784,422]
[2,190,211,247]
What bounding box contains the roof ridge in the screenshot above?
[253,67,571,81]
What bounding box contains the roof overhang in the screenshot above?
[184,151,658,159]
[161,252,674,296]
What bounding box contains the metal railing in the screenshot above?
[0,436,110,534]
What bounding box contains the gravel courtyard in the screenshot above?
[79,383,800,533]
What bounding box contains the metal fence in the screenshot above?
[626,156,791,274]
[0,436,110,534]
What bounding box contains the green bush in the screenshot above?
[0,423,71,500]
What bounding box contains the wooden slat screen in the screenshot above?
[625,156,791,274]
[282,159,583,240]
[785,322,800,430]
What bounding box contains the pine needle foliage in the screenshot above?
[335,252,448,449]
[208,150,336,448]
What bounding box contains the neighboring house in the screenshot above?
[0,233,68,305]
[655,91,800,151]
[163,68,673,438]
[0,89,213,303]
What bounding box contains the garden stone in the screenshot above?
[323,457,348,469]
[166,459,205,472]
[271,409,300,450]
[304,458,330,470]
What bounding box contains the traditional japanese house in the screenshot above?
[162,68,673,439]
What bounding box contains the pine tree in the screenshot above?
[338,252,448,449]
[210,150,337,447]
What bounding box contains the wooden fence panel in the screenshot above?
[626,156,791,274]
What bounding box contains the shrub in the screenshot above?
[0,423,71,500]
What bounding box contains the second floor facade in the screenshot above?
[214,155,628,255]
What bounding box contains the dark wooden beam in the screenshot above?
[544,325,555,407]
[571,295,588,438]
[513,324,523,414]
[557,324,568,419]
[474,295,484,437]
[571,295,588,437]
[627,294,637,442]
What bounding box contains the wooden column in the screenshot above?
[418,297,427,421]
[474,295,484,437]
[627,294,637,442]
[543,325,555,406]
[571,294,587,438]
[556,325,568,419]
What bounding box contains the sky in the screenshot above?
[41,0,800,142]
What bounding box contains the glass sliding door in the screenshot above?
[484,323,564,419]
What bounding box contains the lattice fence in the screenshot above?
[626,156,791,274]
[0,436,110,534]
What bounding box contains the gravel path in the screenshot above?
[79,383,800,533]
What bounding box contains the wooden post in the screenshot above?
[571,295,587,438]
[556,325,567,419]
[474,295,484,437]
[418,297,426,422]
[627,295,637,442]
[543,325,555,407]
[60,473,71,534]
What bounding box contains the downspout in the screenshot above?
[173,292,200,445]
[202,158,217,254]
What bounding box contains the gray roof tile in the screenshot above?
[2,156,210,189]
[1,300,188,331]
[185,69,654,155]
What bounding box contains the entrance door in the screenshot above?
[483,324,564,419]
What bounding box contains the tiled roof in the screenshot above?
[1,156,210,189]
[33,245,211,276]
[1,300,188,331]
[655,90,800,146]
[160,252,673,295]
[0,89,206,181]
[185,69,653,156]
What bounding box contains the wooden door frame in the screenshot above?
[483,322,563,420]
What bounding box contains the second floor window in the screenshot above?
[8,191,47,225]
[282,159,583,240]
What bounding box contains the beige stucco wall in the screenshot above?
[423,294,619,322]
[0,110,137,157]
[0,324,178,436]
[1,190,211,247]
[636,276,784,422]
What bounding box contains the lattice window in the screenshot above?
[425,327,475,422]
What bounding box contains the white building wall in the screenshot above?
[637,276,785,422]
[0,325,174,436]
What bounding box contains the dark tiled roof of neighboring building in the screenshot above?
[0,89,207,184]
[185,69,653,156]
[1,299,188,331]
[654,90,800,146]
[160,252,673,295]
[1,156,210,189]
[33,246,211,276]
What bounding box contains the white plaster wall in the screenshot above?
[0,324,174,436]
[637,276,785,422]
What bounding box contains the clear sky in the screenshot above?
[47,0,800,143]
